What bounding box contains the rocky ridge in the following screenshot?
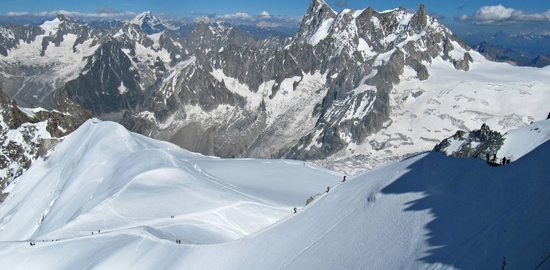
[0,91,90,201]
[1,1,547,172]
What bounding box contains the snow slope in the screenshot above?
[0,118,548,269]
[0,119,340,243]
[497,119,550,161]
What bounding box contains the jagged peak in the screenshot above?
[129,11,166,34]
[303,0,336,22]
[55,13,71,22]
[311,0,334,12]
[409,4,428,30]
[131,11,156,23]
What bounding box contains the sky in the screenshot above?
[1,0,550,35]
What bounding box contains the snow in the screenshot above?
[442,137,466,155]
[0,120,339,243]
[374,49,395,66]
[211,69,262,109]
[1,24,99,92]
[308,18,334,46]
[331,54,550,174]
[357,38,376,58]
[0,119,548,270]
[497,119,550,161]
[40,18,61,36]
[16,106,49,118]
[147,33,163,50]
[448,40,469,61]
[118,81,128,95]
[264,72,327,127]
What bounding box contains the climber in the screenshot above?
[502,157,507,165]
[326,186,330,193]
[293,207,297,214]
[342,175,347,182]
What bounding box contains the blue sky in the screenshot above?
[2,0,550,34]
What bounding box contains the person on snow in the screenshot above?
[342,175,347,182]
[293,207,297,214]
[326,186,330,193]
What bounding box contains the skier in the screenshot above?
[293,207,297,214]
[342,175,346,182]
[502,157,507,165]
[326,186,330,193]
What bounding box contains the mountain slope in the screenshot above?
[0,119,340,242]
[0,119,548,269]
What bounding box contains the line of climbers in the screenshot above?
[293,175,347,214]
[486,153,511,167]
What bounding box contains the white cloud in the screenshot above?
[6,11,30,16]
[461,5,550,24]
[5,10,136,18]
[219,12,254,21]
[473,5,514,23]
[259,11,271,19]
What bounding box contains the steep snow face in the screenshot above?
[0,121,548,270]
[497,119,550,161]
[0,119,340,242]
[326,54,550,175]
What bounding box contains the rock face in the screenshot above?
[0,91,90,200]
[433,123,504,160]
[121,2,475,160]
[1,2,476,161]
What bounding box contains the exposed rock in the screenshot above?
[434,123,504,160]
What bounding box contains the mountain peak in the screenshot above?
[130,11,166,34]
[409,3,428,31]
[306,0,335,18]
[295,0,336,43]
[55,13,71,22]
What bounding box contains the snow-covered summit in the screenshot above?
[0,119,340,241]
[129,11,167,34]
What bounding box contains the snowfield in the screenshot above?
[327,53,550,175]
[0,119,548,269]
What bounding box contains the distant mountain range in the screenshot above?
[0,0,549,175]
[463,31,550,67]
